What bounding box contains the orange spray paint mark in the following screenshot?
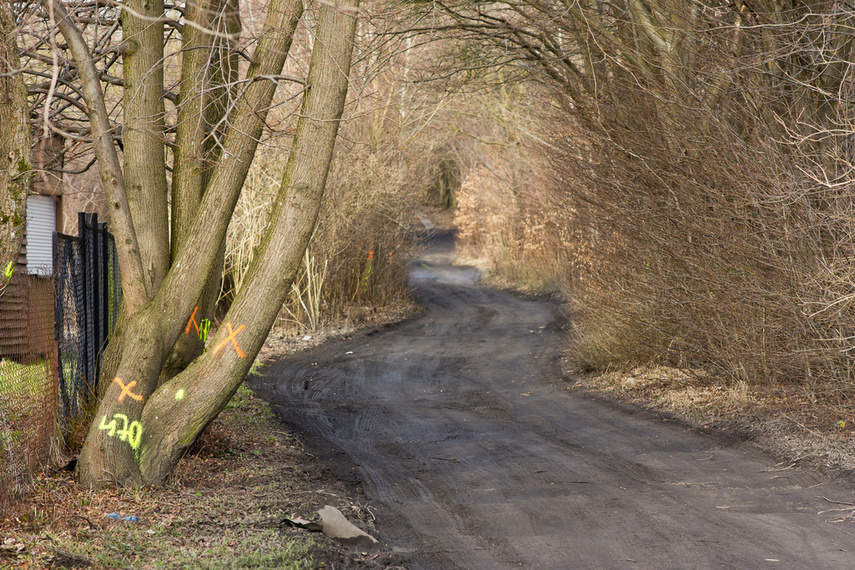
[185,306,200,335]
[113,377,144,402]
[212,322,246,358]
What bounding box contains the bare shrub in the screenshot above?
[549,103,811,377]
[220,126,423,331]
[537,10,855,402]
[441,2,855,400]
[454,149,564,292]
[307,130,423,315]
[436,80,565,292]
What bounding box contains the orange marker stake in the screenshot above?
[113,377,144,402]
[212,322,246,358]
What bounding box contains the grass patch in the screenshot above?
[39,524,316,570]
[0,359,48,402]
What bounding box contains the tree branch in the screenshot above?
[44,0,148,313]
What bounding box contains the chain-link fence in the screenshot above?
[0,212,120,514]
[0,271,58,514]
[54,213,121,426]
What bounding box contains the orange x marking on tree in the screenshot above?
[184,306,200,335]
[113,377,144,402]
[212,322,246,358]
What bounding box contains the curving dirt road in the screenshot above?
[252,231,855,569]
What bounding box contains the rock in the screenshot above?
[317,505,378,547]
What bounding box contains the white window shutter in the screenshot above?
[26,195,56,277]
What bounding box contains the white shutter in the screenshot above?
[26,195,56,276]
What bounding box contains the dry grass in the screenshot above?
[0,381,396,569]
[577,364,855,474]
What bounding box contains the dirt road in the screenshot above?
[252,231,855,569]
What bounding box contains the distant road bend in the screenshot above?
[253,229,855,569]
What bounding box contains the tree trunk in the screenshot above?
[172,0,241,252]
[75,0,307,488]
[0,4,30,274]
[138,0,360,485]
[123,0,170,294]
[163,0,240,383]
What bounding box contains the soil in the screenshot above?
[252,229,855,569]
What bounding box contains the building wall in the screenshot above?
[0,133,65,361]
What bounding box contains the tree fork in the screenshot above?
[139,0,361,485]
[76,0,304,488]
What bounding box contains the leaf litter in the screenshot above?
[0,382,407,569]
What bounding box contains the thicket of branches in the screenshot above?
[448,83,564,291]
[220,7,451,329]
[14,1,442,335]
[416,2,855,397]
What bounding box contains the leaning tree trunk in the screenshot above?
[46,0,149,314]
[138,0,360,484]
[0,4,31,276]
[74,0,359,487]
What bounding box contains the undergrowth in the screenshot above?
[0,384,322,569]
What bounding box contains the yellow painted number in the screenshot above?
[98,414,117,437]
[98,413,143,450]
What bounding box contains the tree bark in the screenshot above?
[0,3,30,274]
[76,0,305,488]
[123,0,170,294]
[139,0,360,485]
[163,0,240,383]
[172,0,240,258]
